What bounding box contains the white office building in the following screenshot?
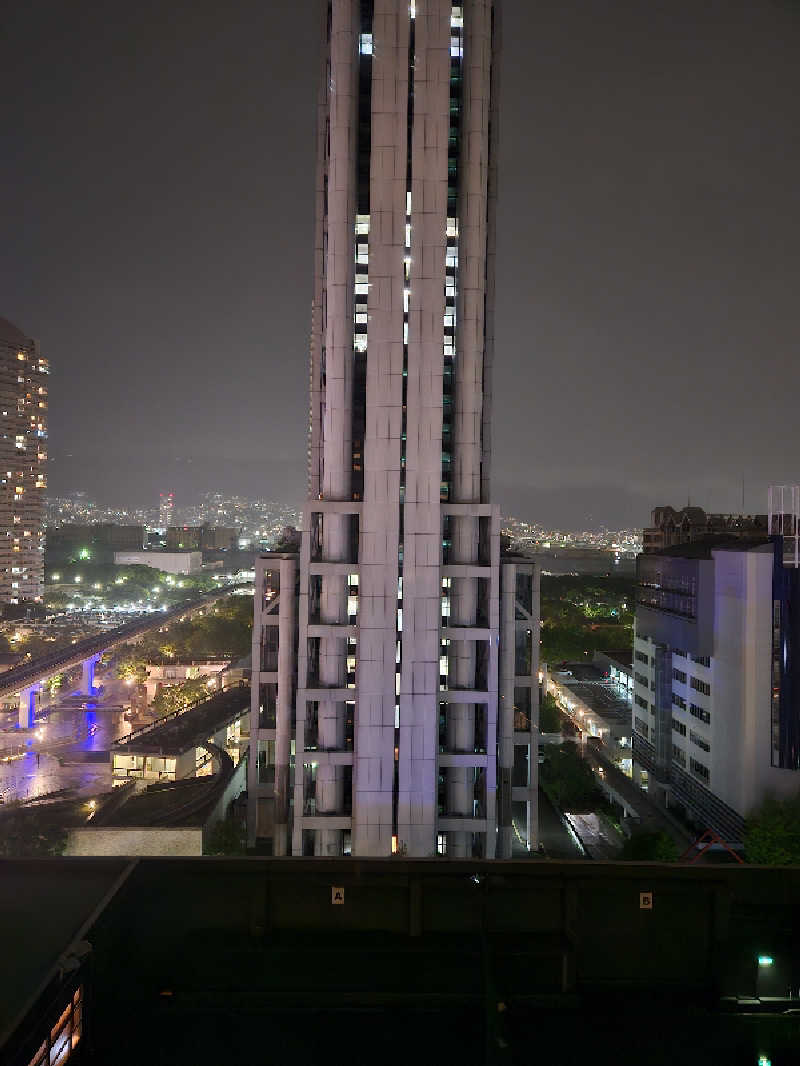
[632,538,800,842]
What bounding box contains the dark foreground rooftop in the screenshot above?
[1,857,799,1065]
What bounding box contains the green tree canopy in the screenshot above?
[152,676,210,717]
[205,816,245,855]
[619,831,678,862]
[744,795,800,865]
[540,742,601,812]
[539,691,562,734]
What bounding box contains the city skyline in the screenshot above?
[4,0,800,527]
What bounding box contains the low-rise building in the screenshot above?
[166,525,237,551]
[632,536,800,842]
[545,662,633,772]
[46,523,145,564]
[111,682,249,787]
[113,550,202,574]
[143,659,229,702]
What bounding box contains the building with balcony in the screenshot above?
[248,1,540,859]
[632,537,800,842]
[0,317,48,604]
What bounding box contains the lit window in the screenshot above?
[354,334,367,352]
[450,35,462,58]
[406,191,412,215]
[359,33,373,55]
[409,1,416,17]
[355,214,370,234]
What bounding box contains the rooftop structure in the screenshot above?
[643,505,767,554]
[1,857,799,1064]
[111,681,249,785]
[546,661,633,770]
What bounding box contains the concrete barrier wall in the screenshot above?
[65,827,203,856]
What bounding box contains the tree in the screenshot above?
[114,646,148,683]
[619,831,678,862]
[540,742,600,812]
[744,795,800,865]
[205,815,244,855]
[152,676,210,717]
[539,691,562,734]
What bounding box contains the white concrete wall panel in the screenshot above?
[398,0,451,857]
[353,1,409,856]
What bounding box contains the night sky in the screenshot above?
[3,0,799,527]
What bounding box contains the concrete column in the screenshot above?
[316,546,348,856]
[497,562,515,858]
[81,653,102,696]
[352,0,409,858]
[18,684,38,729]
[398,0,451,859]
[445,0,493,860]
[273,557,297,856]
[312,0,360,858]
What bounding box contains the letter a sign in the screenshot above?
[332,886,345,905]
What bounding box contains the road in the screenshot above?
[583,744,693,848]
[0,675,133,803]
[565,812,621,859]
[535,789,585,859]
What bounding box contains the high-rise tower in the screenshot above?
[0,318,48,604]
[249,0,539,858]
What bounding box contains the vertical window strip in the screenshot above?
[442,0,462,502]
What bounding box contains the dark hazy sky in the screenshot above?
[3,0,799,527]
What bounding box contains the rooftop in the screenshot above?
[113,684,250,756]
[98,776,219,827]
[644,536,774,560]
[552,663,632,729]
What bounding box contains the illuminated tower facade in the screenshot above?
[158,492,174,530]
[0,318,48,604]
[249,0,539,858]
